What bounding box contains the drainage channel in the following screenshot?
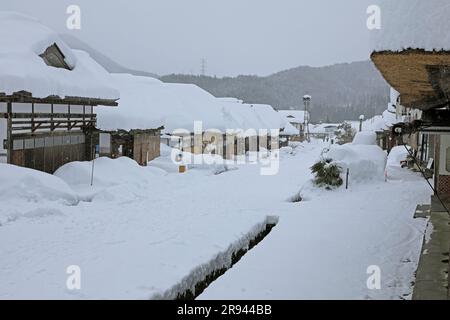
[153,216,279,300]
[179,221,277,300]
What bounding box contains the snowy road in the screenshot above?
[0,141,431,299]
[199,174,430,300]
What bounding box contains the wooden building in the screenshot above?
[372,49,450,195]
[0,93,117,173]
[0,14,119,173]
[94,128,162,166]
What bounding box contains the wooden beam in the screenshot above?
[0,93,118,107]
[8,113,95,119]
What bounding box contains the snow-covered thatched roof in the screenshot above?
[97,74,240,133]
[0,11,119,102]
[370,1,450,110]
[278,110,307,124]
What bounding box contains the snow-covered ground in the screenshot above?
[199,143,431,300]
[0,139,430,299]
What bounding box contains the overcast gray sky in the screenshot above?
[1,0,376,76]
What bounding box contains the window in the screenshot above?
[70,135,79,145]
[99,133,111,154]
[45,137,54,147]
[62,136,71,145]
[54,136,63,146]
[35,138,45,148]
[24,139,35,150]
[13,139,24,150]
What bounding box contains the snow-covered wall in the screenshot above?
[372,0,450,52]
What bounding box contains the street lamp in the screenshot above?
[303,95,311,142]
[359,114,365,132]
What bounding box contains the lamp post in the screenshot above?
[359,114,365,132]
[303,95,311,142]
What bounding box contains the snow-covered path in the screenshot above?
[0,141,430,299]
[199,167,431,300]
[0,142,320,299]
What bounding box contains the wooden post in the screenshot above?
[68,104,71,131]
[31,102,35,133]
[82,105,86,127]
[346,168,350,189]
[6,101,12,164]
[50,103,54,131]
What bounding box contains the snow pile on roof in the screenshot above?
[326,143,387,183]
[218,98,290,134]
[309,123,340,134]
[0,163,78,207]
[252,104,286,131]
[372,0,450,52]
[97,74,239,133]
[278,110,307,124]
[282,122,301,135]
[0,11,119,100]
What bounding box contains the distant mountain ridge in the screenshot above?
[60,34,158,78]
[160,61,390,123]
[60,34,389,123]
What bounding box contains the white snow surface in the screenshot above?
[372,0,450,52]
[326,131,387,183]
[0,140,430,299]
[0,11,119,100]
[0,163,78,225]
[352,131,377,146]
[278,110,307,124]
[98,77,288,134]
[199,142,430,300]
[386,146,413,181]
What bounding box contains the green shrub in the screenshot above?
[311,158,343,189]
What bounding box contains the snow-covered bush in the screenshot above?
[335,122,356,145]
[311,158,343,189]
[326,144,387,183]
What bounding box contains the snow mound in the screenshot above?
[55,157,169,202]
[387,146,409,168]
[0,163,77,205]
[326,144,387,183]
[352,131,377,145]
[55,156,158,187]
[385,146,417,181]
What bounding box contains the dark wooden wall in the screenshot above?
[10,133,87,173]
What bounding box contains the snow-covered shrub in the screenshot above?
[326,143,387,183]
[311,158,343,189]
[335,122,356,145]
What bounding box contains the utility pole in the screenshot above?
[303,95,311,142]
[201,58,207,76]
